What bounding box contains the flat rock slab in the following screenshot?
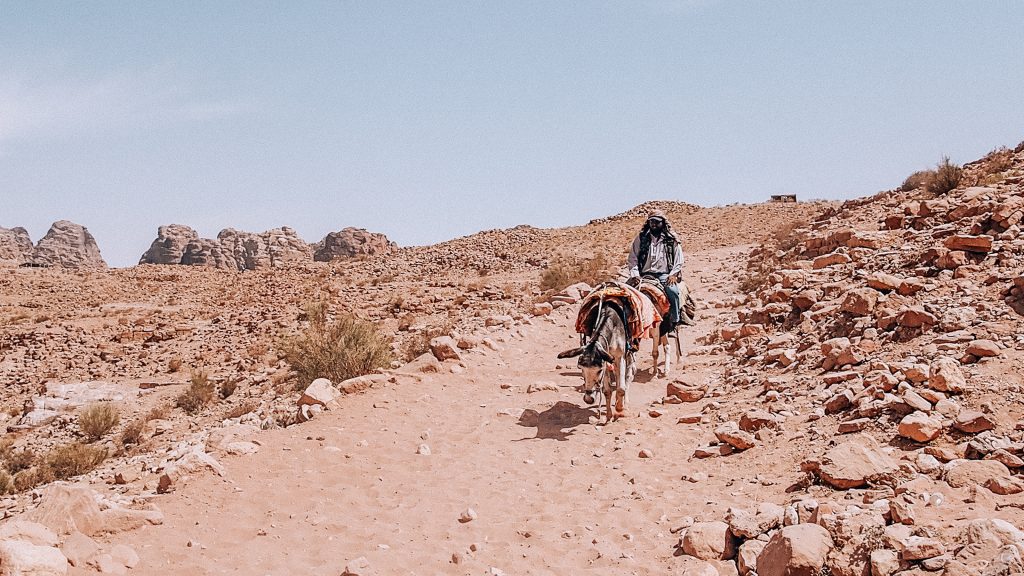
[816,435,898,489]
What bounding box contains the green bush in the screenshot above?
[283,314,394,388]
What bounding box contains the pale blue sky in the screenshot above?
[2,1,1022,266]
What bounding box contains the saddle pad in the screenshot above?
[638,281,671,317]
[574,282,660,343]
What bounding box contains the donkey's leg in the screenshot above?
[662,335,671,376]
[615,356,627,418]
[604,389,613,424]
[651,332,661,376]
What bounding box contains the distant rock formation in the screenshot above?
[138,224,199,265]
[313,227,396,262]
[217,227,312,269]
[0,226,34,266]
[140,225,314,270]
[30,221,107,268]
[0,221,106,268]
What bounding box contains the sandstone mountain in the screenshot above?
[313,227,395,261]
[0,226,33,266]
[140,225,394,269]
[0,220,106,268]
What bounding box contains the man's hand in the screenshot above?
[667,274,680,286]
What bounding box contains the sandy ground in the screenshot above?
[81,247,805,575]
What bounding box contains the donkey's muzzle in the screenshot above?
[583,391,596,405]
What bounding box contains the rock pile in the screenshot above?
[695,143,1024,574]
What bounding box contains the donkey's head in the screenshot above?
[557,342,613,405]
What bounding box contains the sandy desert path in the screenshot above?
[87,247,760,576]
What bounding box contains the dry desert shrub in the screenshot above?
[168,357,183,373]
[120,420,144,447]
[540,254,609,292]
[46,443,108,480]
[3,448,36,475]
[78,402,120,442]
[282,313,394,388]
[224,400,257,420]
[400,318,455,361]
[901,170,932,192]
[176,370,216,414]
[983,146,1014,174]
[0,471,13,495]
[926,156,962,195]
[146,405,170,421]
[219,377,240,400]
[13,465,55,492]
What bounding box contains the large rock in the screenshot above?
[218,227,311,269]
[756,524,833,576]
[313,228,395,261]
[897,412,943,442]
[0,226,34,266]
[143,225,313,270]
[840,288,878,316]
[726,504,784,538]
[813,435,898,489]
[944,234,993,253]
[0,521,59,547]
[23,484,105,536]
[138,224,199,264]
[428,336,462,361]
[28,221,106,269]
[298,379,340,409]
[0,540,68,575]
[945,459,1010,488]
[953,410,995,434]
[23,484,162,536]
[682,521,738,560]
[928,357,966,393]
[673,555,718,576]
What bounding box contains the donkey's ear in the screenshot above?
[594,344,614,364]
[557,347,585,359]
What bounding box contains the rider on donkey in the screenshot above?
[626,209,684,328]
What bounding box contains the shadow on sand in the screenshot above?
[516,400,594,441]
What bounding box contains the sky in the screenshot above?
[2,1,1023,267]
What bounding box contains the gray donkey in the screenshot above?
[557,299,634,424]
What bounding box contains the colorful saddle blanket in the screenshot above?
[574,282,661,347]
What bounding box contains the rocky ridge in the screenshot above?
[139,225,393,270]
[0,221,106,269]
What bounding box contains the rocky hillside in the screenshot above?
[0,221,106,269]
[10,159,1024,575]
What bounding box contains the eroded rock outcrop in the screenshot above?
[28,221,106,269]
[139,225,313,270]
[138,224,200,265]
[313,227,395,261]
[0,226,33,266]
